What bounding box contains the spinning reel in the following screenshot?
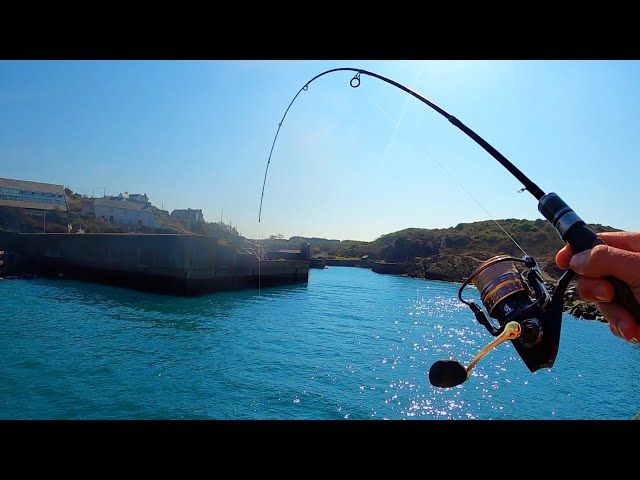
[429,254,571,388]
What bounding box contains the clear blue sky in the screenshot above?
[1,60,639,241]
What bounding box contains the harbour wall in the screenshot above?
[0,231,309,295]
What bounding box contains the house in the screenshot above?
[170,208,204,223]
[0,177,68,211]
[88,198,160,228]
[107,191,151,206]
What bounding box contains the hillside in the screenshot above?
[0,189,246,247]
[282,218,620,282]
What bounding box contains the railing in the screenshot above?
[0,192,67,206]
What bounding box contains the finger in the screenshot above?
[555,231,640,270]
[577,277,615,303]
[555,244,574,270]
[596,302,640,343]
[597,231,640,252]
[569,244,640,288]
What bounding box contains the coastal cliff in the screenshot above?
[401,253,604,322]
[288,218,619,323]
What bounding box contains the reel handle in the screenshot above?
[429,322,522,388]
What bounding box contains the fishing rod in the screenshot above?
[259,67,640,388]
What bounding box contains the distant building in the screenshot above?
[107,191,151,206]
[88,198,160,228]
[0,177,68,211]
[171,208,204,223]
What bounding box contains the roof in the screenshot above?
[95,198,149,211]
[0,177,65,194]
[172,208,202,213]
[118,192,147,199]
[0,177,67,211]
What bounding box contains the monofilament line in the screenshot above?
[424,150,528,257]
[365,93,528,257]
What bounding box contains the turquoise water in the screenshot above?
[1,266,638,420]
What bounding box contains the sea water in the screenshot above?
[1,266,638,419]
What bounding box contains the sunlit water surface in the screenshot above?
[1,267,638,419]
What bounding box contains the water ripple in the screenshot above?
[1,268,638,419]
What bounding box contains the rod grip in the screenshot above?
[538,192,640,327]
[565,223,640,325]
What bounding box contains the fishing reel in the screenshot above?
[429,254,573,388]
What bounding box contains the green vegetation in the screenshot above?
[279,218,620,281]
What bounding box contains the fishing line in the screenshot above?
[259,68,545,224]
[365,93,402,126]
[261,72,528,255]
[258,239,261,297]
[421,150,528,257]
[359,90,528,256]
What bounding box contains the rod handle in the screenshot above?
[565,223,640,326]
[538,192,640,327]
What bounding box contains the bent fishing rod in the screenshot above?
[259,67,640,388]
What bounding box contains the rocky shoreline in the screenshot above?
[399,254,606,324]
[546,281,605,322]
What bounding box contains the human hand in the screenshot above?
[555,231,640,343]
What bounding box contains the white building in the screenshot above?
[112,191,150,206]
[92,198,160,228]
[0,177,68,211]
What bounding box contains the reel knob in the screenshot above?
[429,360,469,388]
[429,321,522,388]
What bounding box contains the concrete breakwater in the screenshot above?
[0,231,309,296]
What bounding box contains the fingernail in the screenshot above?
[616,318,631,340]
[609,318,624,338]
[569,251,589,273]
[594,284,610,302]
